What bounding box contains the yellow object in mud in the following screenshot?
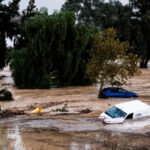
[32,107,42,114]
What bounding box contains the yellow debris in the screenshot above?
[32,107,42,114]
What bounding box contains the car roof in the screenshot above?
[115,100,150,114]
[103,87,126,92]
[103,87,120,90]
[104,87,119,89]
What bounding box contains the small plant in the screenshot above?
[0,89,13,101]
[52,102,68,112]
[79,107,92,114]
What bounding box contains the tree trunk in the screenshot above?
[144,57,149,68]
[140,58,147,68]
[98,80,103,98]
[145,43,150,68]
[141,44,150,68]
[140,53,150,68]
[0,32,6,69]
[140,21,150,69]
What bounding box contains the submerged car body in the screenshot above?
[99,100,150,124]
[100,87,138,98]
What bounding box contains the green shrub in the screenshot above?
[11,48,51,89]
[0,89,13,101]
[11,11,92,89]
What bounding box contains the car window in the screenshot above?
[118,89,127,93]
[110,88,118,92]
[105,106,127,118]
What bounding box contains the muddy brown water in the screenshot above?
[1,117,150,150]
[1,67,150,149]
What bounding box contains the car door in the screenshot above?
[118,89,128,98]
[110,88,120,97]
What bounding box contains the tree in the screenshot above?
[11,11,91,89]
[39,7,48,14]
[22,0,37,21]
[0,0,20,69]
[14,0,37,50]
[129,0,150,68]
[87,28,139,98]
[62,0,126,30]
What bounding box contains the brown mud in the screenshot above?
[0,67,150,117]
[1,67,150,149]
[1,117,150,150]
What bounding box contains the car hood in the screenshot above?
[98,112,112,120]
[99,112,125,124]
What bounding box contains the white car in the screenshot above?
[99,100,150,124]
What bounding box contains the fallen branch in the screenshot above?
[0,109,25,118]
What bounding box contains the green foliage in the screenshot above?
[11,47,51,89]
[0,0,20,69]
[129,0,150,68]
[11,11,91,89]
[62,0,125,30]
[87,28,139,98]
[0,89,13,101]
[39,7,48,14]
[14,0,37,50]
[62,0,150,68]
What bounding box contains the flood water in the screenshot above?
[1,117,150,150]
[1,67,150,150]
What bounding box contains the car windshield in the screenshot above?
[105,106,127,118]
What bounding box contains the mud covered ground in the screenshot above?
[0,116,150,150]
[0,66,150,117]
[1,116,150,150]
[1,67,150,150]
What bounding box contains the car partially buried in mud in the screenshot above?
[100,87,138,98]
[99,100,150,124]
